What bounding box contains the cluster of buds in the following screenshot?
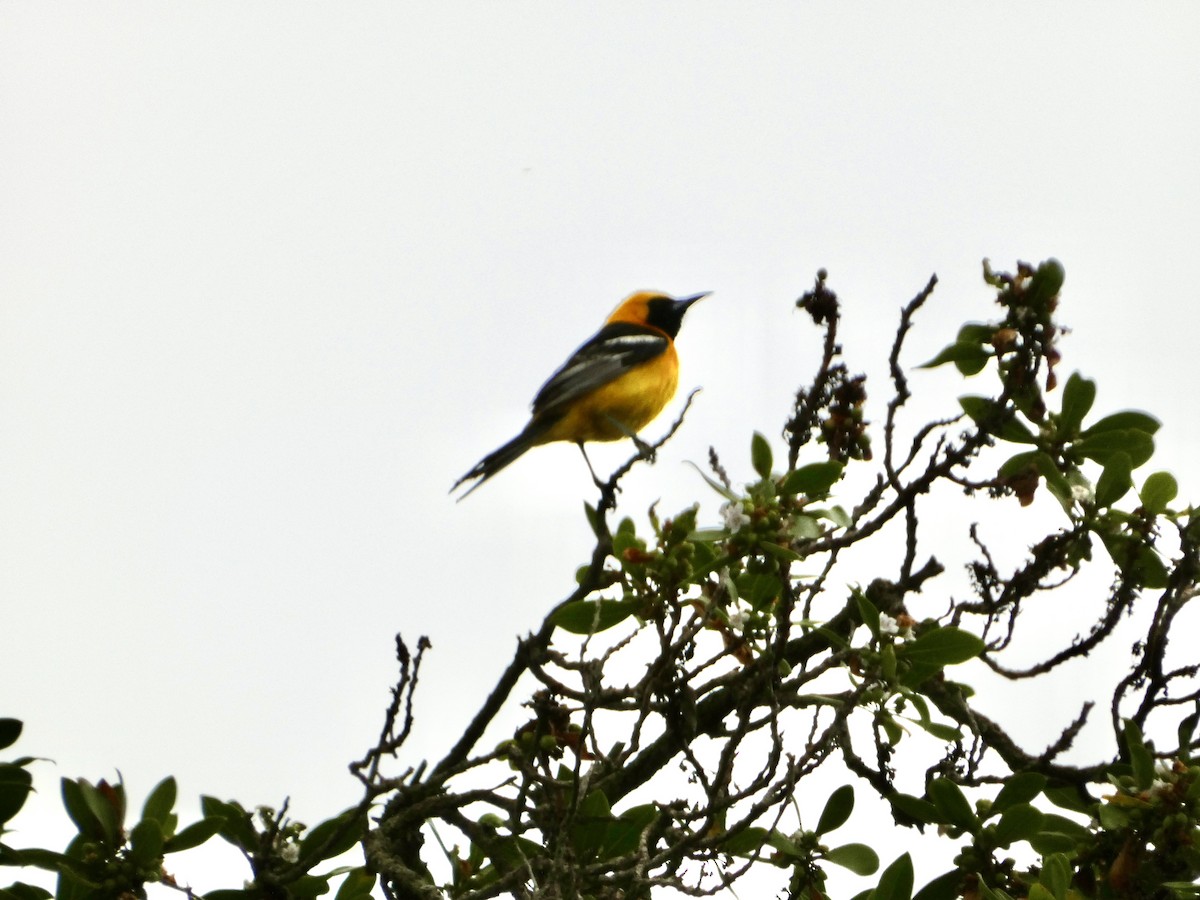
[986,257,1066,406]
[498,690,587,765]
[821,371,872,462]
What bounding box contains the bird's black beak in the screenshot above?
[674,291,711,313]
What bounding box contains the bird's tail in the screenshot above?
[451,422,549,499]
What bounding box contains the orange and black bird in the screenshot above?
[452,290,708,498]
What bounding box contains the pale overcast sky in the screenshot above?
[2,3,1198,895]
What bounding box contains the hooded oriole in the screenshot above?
[452,290,707,498]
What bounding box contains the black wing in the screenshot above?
[530,322,667,418]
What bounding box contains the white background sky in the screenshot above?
[2,3,1199,896]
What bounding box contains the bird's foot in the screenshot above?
[633,435,656,461]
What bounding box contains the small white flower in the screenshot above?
[1071,484,1092,503]
[720,501,751,532]
[280,843,300,863]
[1150,761,1176,795]
[727,608,747,630]
[879,614,912,638]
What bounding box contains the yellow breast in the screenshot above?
[539,347,680,444]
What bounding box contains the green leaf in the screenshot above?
[1162,883,1200,897]
[913,870,968,900]
[998,418,1037,445]
[1178,707,1199,764]
[582,501,604,539]
[333,869,376,900]
[958,322,997,343]
[997,450,1036,479]
[0,720,22,752]
[994,804,1044,847]
[737,571,782,610]
[79,779,124,845]
[287,874,332,898]
[612,523,645,564]
[1123,718,1155,789]
[0,884,54,900]
[787,515,823,539]
[919,341,992,373]
[1001,451,1075,514]
[959,397,1034,443]
[1028,830,1077,855]
[1082,410,1160,437]
[60,779,104,841]
[1134,545,1169,588]
[955,352,992,377]
[163,815,223,853]
[549,599,635,635]
[1099,531,1169,588]
[1058,373,1096,436]
[820,505,852,528]
[927,778,977,831]
[684,461,739,501]
[1029,258,1065,306]
[873,852,914,900]
[487,835,546,874]
[127,818,165,867]
[992,772,1046,813]
[719,826,769,855]
[751,432,773,480]
[1075,429,1155,468]
[570,790,612,857]
[300,808,365,862]
[689,549,735,582]
[1094,451,1133,507]
[597,803,657,860]
[577,789,611,818]
[904,691,931,721]
[760,541,803,563]
[898,627,984,687]
[1139,471,1178,515]
[852,588,880,640]
[975,878,1017,900]
[812,626,851,650]
[0,847,70,874]
[824,842,879,875]
[815,785,855,836]
[889,793,938,825]
[766,829,802,857]
[0,765,33,826]
[141,776,177,827]
[959,395,999,425]
[55,835,98,900]
[1040,852,1071,900]
[880,712,904,746]
[881,644,898,685]
[916,720,963,742]
[780,460,844,496]
[1038,812,1091,840]
[1098,801,1130,831]
[902,627,985,665]
[200,796,258,851]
